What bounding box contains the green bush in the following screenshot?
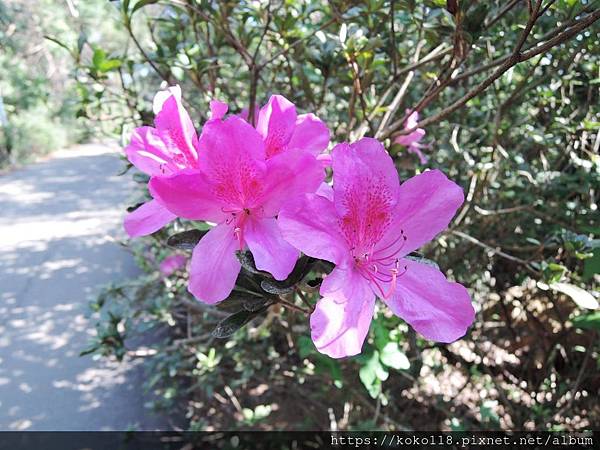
[58,0,600,431]
[5,108,69,163]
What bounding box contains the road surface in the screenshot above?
[0,144,170,430]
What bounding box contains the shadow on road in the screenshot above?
[0,144,170,430]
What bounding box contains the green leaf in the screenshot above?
[92,48,106,69]
[212,309,264,338]
[242,297,272,312]
[480,400,500,426]
[358,349,388,398]
[260,279,294,295]
[77,31,87,55]
[572,312,600,331]
[551,282,599,310]
[373,319,390,350]
[126,202,144,213]
[167,229,208,251]
[92,48,122,73]
[131,0,160,15]
[583,249,600,281]
[236,250,267,275]
[405,254,440,270]
[44,35,73,56]
[297,336,315,359]
[258,255,313,294]
[379,342,410,370]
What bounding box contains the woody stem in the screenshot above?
[276,297,311,315]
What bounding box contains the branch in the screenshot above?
[384,8,600,139]
[126,23,171,83]
[451,230,539,274]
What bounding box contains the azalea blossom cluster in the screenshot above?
[123,86,475,358]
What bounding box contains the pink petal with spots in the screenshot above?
[154,86,199,166]
[125,127,178,177]
[256,95,297,158]
[331,138,400,255]
[197,116,267,209]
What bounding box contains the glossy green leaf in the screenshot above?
[167,229,208,251]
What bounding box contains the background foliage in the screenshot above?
[38,0,600,430]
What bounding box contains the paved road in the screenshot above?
[0,144,170,430]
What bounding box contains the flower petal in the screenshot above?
[385,259,474,343]
[244,217,298,280]
[149,173,226,222]
[124,127,177,177]
[256,95,297,157]
[317,152,333,168]
[196,117,267,209]
[332,138,400,217]
[287,113,330,156]
[188,223,241,304]
[407,143,429,164]
[123,199,176,237]
[260,150,324,216]
[153,85,181,114]
[278,193,347,265]
[311,266,375,358]
[330,139,400,251]
[395,128,425,147]
[385,169,464,256]
[153,86,199,165]
[316,182,334,201]
[404,110,419,129]
[210,100,228,120]
[159,254,187,277]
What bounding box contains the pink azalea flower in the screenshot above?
[159,254,187,277]
[394,110,429,164]
[255,95,330,158]
[278,138,475,358]
[236,95,329,159]
[123,85,200,237]
[209,99,228,121]
[149,115,325,304]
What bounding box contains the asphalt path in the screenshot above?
[0,144,170,430]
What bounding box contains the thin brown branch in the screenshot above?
[277,297,311,315]
[485,0,522,29]
[258,18,338,70]
[384,8,600,139]
[451,230,539,274]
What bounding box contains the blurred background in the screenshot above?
[0,0,598,431]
